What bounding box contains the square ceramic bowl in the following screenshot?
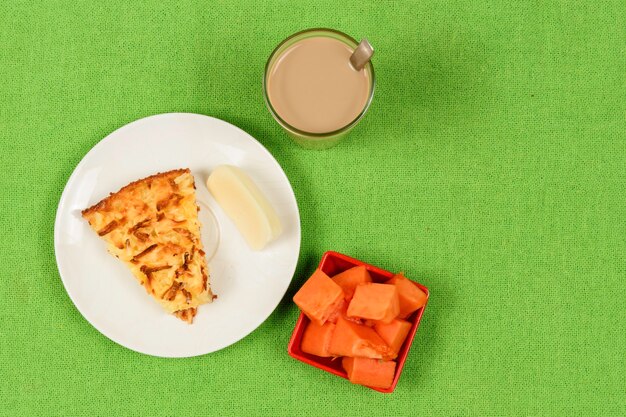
[287,251,429,393]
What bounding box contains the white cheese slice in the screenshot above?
[207,165,283,250]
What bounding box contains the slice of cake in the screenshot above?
[82,169,214,323]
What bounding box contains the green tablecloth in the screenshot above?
[1,1,624,416]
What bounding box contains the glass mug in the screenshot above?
[263,28,375,150]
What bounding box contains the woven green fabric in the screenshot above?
[1,1,625,416]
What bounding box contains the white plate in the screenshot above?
[54,113,301,357]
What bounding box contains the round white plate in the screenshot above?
[54,113,301,357]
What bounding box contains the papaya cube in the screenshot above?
[301,321,336,357]
[332,266,372,301]
[374,319,412,359]
[387,273,427,318]
[328,316,392,359]
[293,269,345,325]
[347,283,400,324]
[342,357,396,389]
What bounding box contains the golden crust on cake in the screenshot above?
[82,169,214,323]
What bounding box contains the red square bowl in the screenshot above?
[287,251,429,393]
